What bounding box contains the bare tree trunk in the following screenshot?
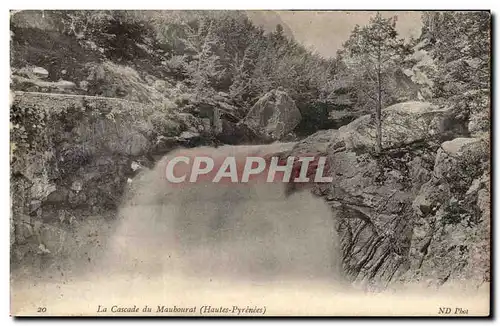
[376,44,383,154]
[213,107,223,134]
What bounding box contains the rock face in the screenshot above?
[328,110,361,129]
[287,101,489,290]
[10,91,219,262]
[10,92,220,205]
[337,101,466,152]
[242,89,302,140]
[407,137,490,288]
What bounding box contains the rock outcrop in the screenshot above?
[336,101,467,152]
[287,101,488,290]
[10,92,218,261]
[242,89,302,140]
[406,137,490,289]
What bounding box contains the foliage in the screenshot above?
[10,102,49,158]
[420,11,491,133]
[84,61,168,103]
[440,145,489,226]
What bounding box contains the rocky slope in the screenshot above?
[288,101,490,290]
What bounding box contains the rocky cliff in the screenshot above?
[10,91,224,265]
[288,101,490,290]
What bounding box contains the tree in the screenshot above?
[342,13,406,153]
[181,17,225,97]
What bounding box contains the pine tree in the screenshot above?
[342,12,406,153]
[181,18,225,97]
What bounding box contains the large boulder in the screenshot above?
[242,89,302,140]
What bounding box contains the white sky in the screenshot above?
[269,11,423,58]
